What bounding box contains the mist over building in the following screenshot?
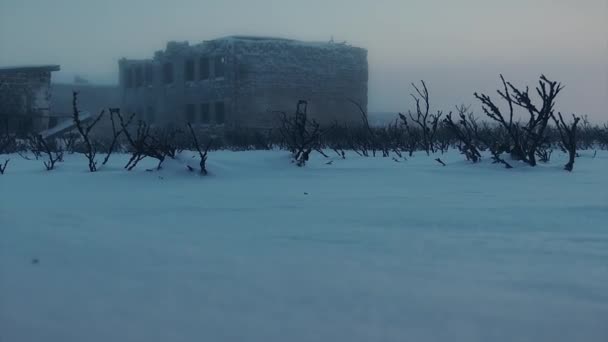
[119,36,368,129]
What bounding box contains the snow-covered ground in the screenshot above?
[1,150,607,342]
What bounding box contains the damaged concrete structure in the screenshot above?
[0,65,60,134]
[119,36,368,129]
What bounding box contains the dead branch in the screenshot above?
[278,100,330,166]
[29,135,63,170]
[444,105,482,163]
[0,159,8,174]
[187,123,212,175]
[102,108,134,166]
[474,75,563,166]
[552,112,581,171]
[73,92,105,172]
[408,81,443,154]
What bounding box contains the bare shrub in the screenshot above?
[60,133,78,154]
[28,135,63,170]
[118,117,165,171]
[407,81,443,154]
[600,123,608,150]
[102,108,134,166]
[349,99,384,157]
[475,75,563,166]
[553,113,581,172]
[0,120,17,154]
[0,159,8,174]
[72,92,105,172]
[186,123,212,175]
[443,105,482,163]
[278,100,329,166]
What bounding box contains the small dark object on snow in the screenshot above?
[31,258,39,265]
[0,159,9,174]
[325,161,333,165]
[435,158,446,166]
[304,192,309,195]
[392,157,400,163]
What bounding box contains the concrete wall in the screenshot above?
[230,38,368,127]
[119,36,368,130]
[0,67,57,134]
[48,83,121,138]
[120,40,234,128]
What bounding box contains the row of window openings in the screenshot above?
[126,57,226,88]
[186,103,225,125]
[128,102,224,125]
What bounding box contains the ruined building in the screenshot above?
[0,65,60,134]
[119,36,368,129]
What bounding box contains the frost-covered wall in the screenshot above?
[119,36,368,129]
[0,65,60,134]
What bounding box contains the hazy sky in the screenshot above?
[1,0,607,120]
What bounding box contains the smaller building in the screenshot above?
[0,65,60,135]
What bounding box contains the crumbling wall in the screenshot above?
[0,69,53,134]
[230,39,368,127]
[119,37,368,130]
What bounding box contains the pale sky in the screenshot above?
[1,0,607,120]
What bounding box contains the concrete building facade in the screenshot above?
[119,36,368,129]
[0,65,60,134]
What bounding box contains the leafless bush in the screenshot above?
[553,113,581,172]
[600,123,608,149]
[72,92,105,172]
[60,133,78,154]
[475,75,563,166]
[535,145,553,163]
[150,127,184,159]
[186,123,212,175]
[443,105,482,163]
[118,116,166,171]
[0,119,17,154]
[397,113,423,157]
[101,108,134,166]
[407,81,443,154]
[349,99,385,157]
[435,120,454,154]
[28,135,63,170]
[279,100,330,166]
[0,159,8,174]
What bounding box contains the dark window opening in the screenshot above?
[135,66,143,87]
[185,104,196,123]
[214,57,225,78]
[125,67,133,88]
[163,63,173,84]
[200,103,210,124]
[185,59,195,82]
[48,116,59,129]
[145,64,154,85]
[215,102,225,124]
[199,57,209,80]
[146,106,155,124]
[17,117,34,135]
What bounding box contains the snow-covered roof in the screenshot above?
[0,65,60,73]
[205,35,357,49]
[218,35,296,42]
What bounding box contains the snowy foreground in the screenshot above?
[1,150,607,342]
